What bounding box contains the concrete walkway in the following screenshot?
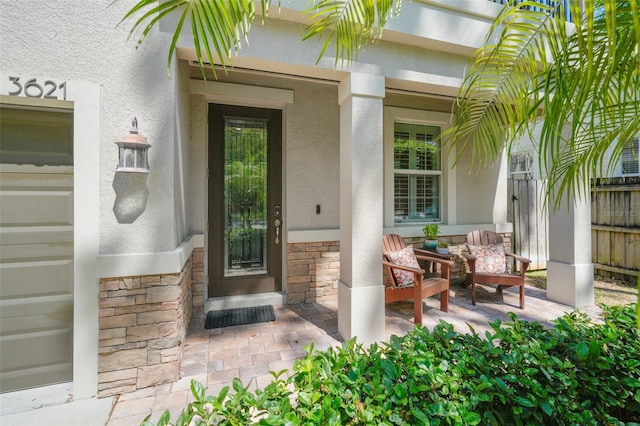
[1,282,601,426]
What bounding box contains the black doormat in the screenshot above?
[205,305,276,329]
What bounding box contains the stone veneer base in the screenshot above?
[287,242,340,304]
[97,248,204,397]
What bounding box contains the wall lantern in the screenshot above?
[115,117,151,173]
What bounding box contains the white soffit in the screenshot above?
[190,80,294,108]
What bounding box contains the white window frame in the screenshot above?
[509,151,534,180]
[620,136,639,176]
[384,107,454,228]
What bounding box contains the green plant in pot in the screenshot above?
[422,223,439,250]
[437,240,449,254]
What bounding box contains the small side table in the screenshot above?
[415,248,454,274]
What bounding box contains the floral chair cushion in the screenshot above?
[386,246,421,287]
[466,243,507,274]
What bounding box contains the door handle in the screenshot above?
[274,218,281,245]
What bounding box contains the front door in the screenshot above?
[208,104,282,297]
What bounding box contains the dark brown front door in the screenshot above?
[208,104,282,297]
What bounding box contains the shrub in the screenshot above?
[142,304,640,425]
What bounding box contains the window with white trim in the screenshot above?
[393,122,441,223]
[621,137,639,175]
[509,152,534,180]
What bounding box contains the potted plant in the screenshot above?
[436,241,449,255]
[422,223,439,250]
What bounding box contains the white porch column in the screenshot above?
[337,73,386,345]
[547,194,594,307]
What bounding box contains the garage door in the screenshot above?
[0,104,74,393]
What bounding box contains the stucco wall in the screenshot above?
[455,143,508,225]
[284,81,341,230]
[187,70,341,232]
[270,0,501,57]
[1,1,179,254]
[1,0,511,254]
[173,58,193,244]
[174,9,470,98]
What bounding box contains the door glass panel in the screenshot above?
[224,117,268,277]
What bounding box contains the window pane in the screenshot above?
[416,175,440,220]
[394,174,440,223]
[0,106,73,166]
[224,118,268,277]
[394,175,409,221]
[393,121,442,224]
[394,122,441,171]
[510,152,533,180]
[621,138,639,175]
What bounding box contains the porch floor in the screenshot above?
[104,282,602,426]
[0,282,602,425]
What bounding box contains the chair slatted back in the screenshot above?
[382,234,407,256]
[466,230,503,246]
[382,234,410,288]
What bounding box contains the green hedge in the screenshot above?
[143,304,639,425]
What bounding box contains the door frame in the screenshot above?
[207,103,283,297]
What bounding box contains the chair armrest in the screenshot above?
[506,253,531,264]
[382,260,425,274]
[461,251,476,261]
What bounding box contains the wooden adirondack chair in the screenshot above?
[382,234,453,325]
[462,230,531,309]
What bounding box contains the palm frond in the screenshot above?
[116,0,270,78]
[537,0,640,209]
[302,0,402,65]
[444,1,565,168]
[446,0,640,211]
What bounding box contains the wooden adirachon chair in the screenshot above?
[382,234,453,325]
[462,230,531,309]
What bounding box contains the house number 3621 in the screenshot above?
[7,76,67,100]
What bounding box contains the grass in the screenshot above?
[525,270,638,307]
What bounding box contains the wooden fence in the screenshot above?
[591,177,640,281]
[508,177,640,282]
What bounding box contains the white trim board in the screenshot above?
[190,80,294,109]
[287,229,340,243]
[97,234,204,278]
[384,223,514,238]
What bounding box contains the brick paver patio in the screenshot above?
[105,282,602,425]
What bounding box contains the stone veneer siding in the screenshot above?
[191,248,205,316]
[287,242,340,304]
[97,248,204,397]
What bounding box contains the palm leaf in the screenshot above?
[446,1,563,168]
[116,0,270,78]
[445,0,640,211]
[302,0,402,65]
[537,0,640,209]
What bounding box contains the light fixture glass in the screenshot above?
[115,117,151,173]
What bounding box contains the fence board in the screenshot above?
[508,177,639,281]
[591,177,640,282]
